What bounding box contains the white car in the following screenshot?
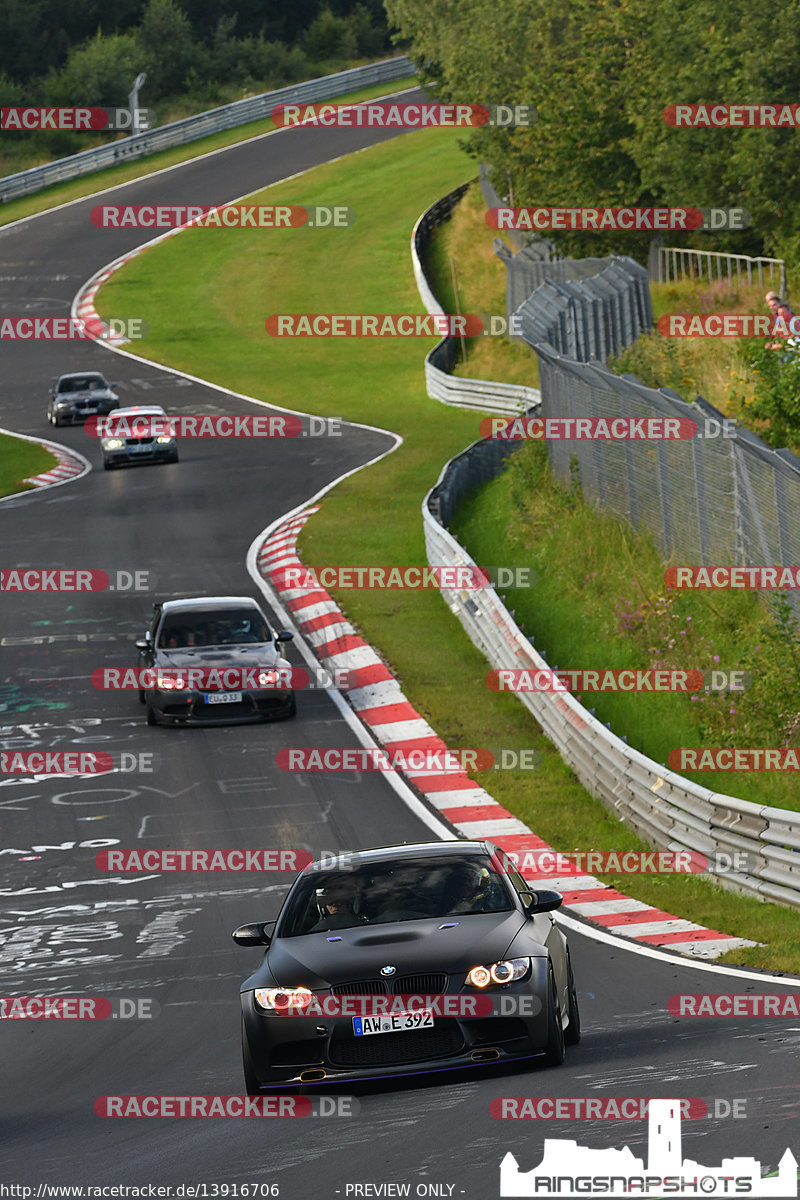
[101,405,178,470]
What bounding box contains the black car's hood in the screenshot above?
[58,389,116,402]
[156,645,282,668]
[248,913,536,989]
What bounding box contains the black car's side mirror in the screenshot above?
[524,890,563,915]
[232,922,272,947]
[275,631,294,643]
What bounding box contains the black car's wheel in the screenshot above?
[564,950,581,1046]
[138,688,146,704]
[541,960,565,1067]
[283,693,297,719]
[145,701,158,726]
[241,1018,261,1096]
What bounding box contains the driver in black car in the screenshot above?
[445,863,501,913]
[307,881,368,932]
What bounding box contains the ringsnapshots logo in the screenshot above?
[271,101,536,128]
[499,1097,798,1197]
[1,107,150,131]
[90,204,354,229]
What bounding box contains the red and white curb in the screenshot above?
[258,507,756,962]
[0,428,90,500]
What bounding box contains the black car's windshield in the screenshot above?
[58,376,106,392]
[156,608,270,648]
[278,856,514,937]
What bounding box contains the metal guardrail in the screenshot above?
[422,434,800,912]
[413,183,800,913]
[411,184,540,415]
[0,56,414,203]
[648,240,787,297]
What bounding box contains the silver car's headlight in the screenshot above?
[465,958,530,987]
[103,439,124,449]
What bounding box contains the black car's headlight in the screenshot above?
[254,987,313,1012]
[465,958,531,987]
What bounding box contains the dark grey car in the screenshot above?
[47,372,119,426]
[135,596,296,726]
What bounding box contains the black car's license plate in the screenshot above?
[352,1011,433,1036]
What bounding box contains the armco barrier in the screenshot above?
[411,184,540,415]
[422,433,800,913]
[414,184,800,914]
[0,56,413,203]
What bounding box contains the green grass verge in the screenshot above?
[0,433,58,497]
[0,76,416,229]
[93,125,800,972]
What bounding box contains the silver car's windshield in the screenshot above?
[156,609,270,648]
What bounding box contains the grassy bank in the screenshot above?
[0,434,57,497]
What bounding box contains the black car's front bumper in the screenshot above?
[147,688,294,724]
[241,964,551,1086]
[53,403,118,425]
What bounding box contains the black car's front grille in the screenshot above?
[394,973,447,996]
[270,1040,325,1067]
[328,1022,464,1067]
[331,980,388,996]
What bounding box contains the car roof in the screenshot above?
[57,372,107,381]
[158,596,265,614]
[304,841,495,873]
[113,406,166,416]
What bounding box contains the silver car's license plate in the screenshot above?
[352,1011,433,1036]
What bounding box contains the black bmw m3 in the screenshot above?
[234,840,580,1089]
